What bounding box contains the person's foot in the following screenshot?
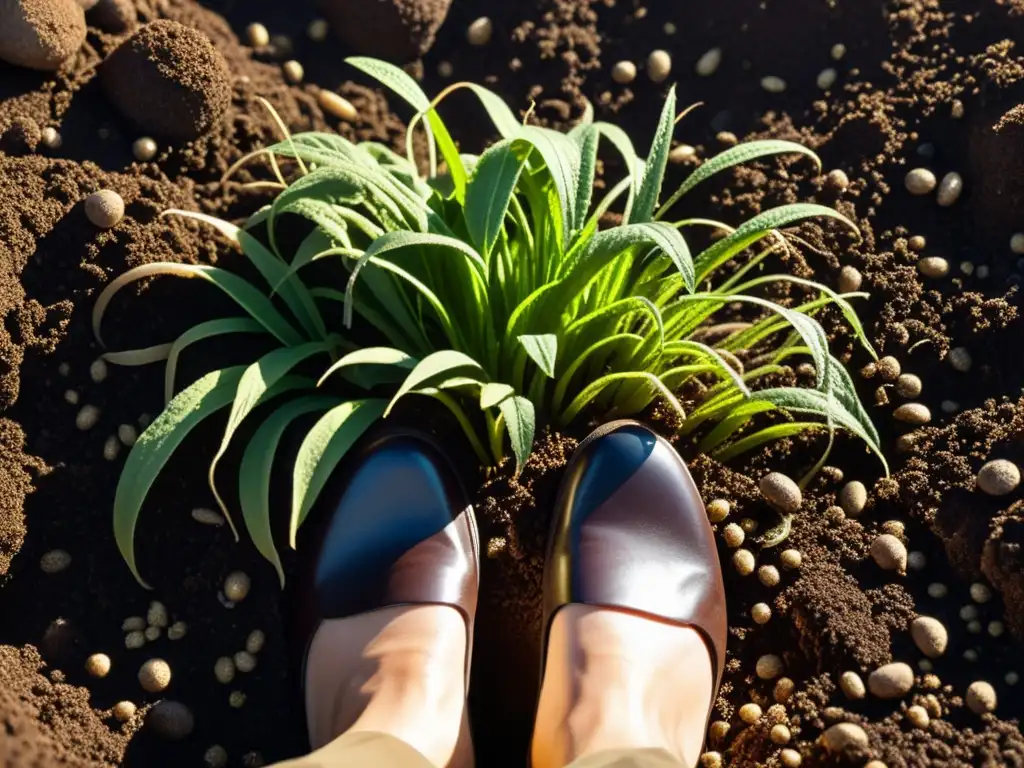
[532,421,726,768]
[291,430,479,768]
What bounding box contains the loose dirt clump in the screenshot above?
[319,0,452,61]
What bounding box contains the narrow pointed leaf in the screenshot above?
[569,124,600,233]
[498,395,535,474]
[519,126,581,246]
[480,382,515,409]
[318,347,418,387]
[164,318,266,403]
[386,350,488,417]
[465,139,529,257]
[518,334,558,378]
[103,343,173,367]
[630,86,676,223]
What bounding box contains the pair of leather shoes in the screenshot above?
[294,420,726,738]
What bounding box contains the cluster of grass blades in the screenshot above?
[95,57,887,588]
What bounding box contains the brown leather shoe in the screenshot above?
[290,427,480,690]
[543,420,727,713]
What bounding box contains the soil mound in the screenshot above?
[320,0,452,61]
[0,0,86,71]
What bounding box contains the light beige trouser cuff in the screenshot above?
[269,731,689,768]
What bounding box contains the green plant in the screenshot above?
[96,58,885,588]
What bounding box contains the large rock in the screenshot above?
[100,20,231,141]
[0,0,86,71]
[320,0,452,61]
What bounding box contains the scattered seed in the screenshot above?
[816,67,837,89]
[895,373,922,399]
[716,131,738,146]
[780,748,802,767]
[948,346,972,373]
[466,17,493,46]
[144,626,161,642]
[224,571,251,602]
[113,700,136,722]
[123,616,145,632]
[837,265,862,292]
[831,42,847,60]
[695,47,722,76]
[738,702,762,724]
[907,551,926,570]
[611,60,637,84]
[976,264,990,279]
[58,362,70,377]
[139,658,172,692]
[229,690,246,708]
[770,724,792,745]
[988,621,1004,637]
[147,601,169,628]
[732,549,755,576]
[669,144,696,163]
[751,603,771,624]
[876,356,900,381]
[951,99,965,119]
[894,403,930,425]
[868,661,914,698]
[245,629,266,654]
[40,549,71,574]
[911,616,948,658]
[840,670,866,700]
[700,752,722,768]
[85,190,125,229]
[960,260,975,275]
[918,659,933,672]
[205,745,229,768]
[147,700,194,740]
[214,656,235,684]
[709,720,730,744]
[760,75,786,93]
[976,459,1020,496]
[125,631,145,649]
[905,168,937,195]
[906,235,926,252]
[86,653,111,678]
[41,126,62,149]
[1006,671,1019,685]
[968,620,982,634]
[138,413,151,428]
[759,472,801,513]
[940,400,960,414]
[758,565,780,587]
[871,534,907,573]
[246,22,269,48]
[722,522,744,548]
[918,255,951,279]
[167,621,187,641]
[773,677,795,703]
[282,60,304,84]
[133,137,157,162]
[936,172,963,206]
[966,681,997,714]
[779,550,802,571]
[647,50,672,82]
[76,404,101,431]
[822,722,868,753]
[970,582,992,603]
[234,650,257,673]
[64,389,79,405]
[318,90,357,122]
[706,498,730,523]
[306,18,328,42]
[103,435,121,461]
[826,169,850,192]
[860,361,878,379]
[838,481,867,517]
[192,507,225,526]
[739,518,758,534]
[964,648,979,661]
[1010,233,1024,255]
[756,654,784,679]
[960,604,979,621]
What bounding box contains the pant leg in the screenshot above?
[268,731,436,768]
[565,747,691,768]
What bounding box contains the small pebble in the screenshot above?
[936,172,963,206]
[821,722,869,753]
[224,571,251,602]
[716,131,738,146]
[896,373,922,398]
[831,43,847,59]
[960,604,978,621]
[64,389,79,405]
[85,190,125,229]
[1010,233,1024,255]
[780,549,802,570]
[125,631,145,649]
[837,265,862,292]
[949,347,972,372]
[282,60,304,84]
[758,565,780,587]
[86,653,111,678]
[909,235,926,250]
[911,616,948,658]
[756,654,783,679]
[738,703,762,724]
[122,616,145,632]
[894,403,931,425]
[205,745,229,768]
[669,144,696,163]
[132,137,157,162]
[76,404,101,430]
[773,677,795,703]
[816,67,837,89]
[318,91,357,122]
[918,255,951,279]
[229,690,246,708]
[722,523,744,547]
[751,603,771,624]
[245,629,266,654]
[839,481,867,517]
[611,60,637,84]
[139,658,172,692]
[970,582,992,603]
[147,601,169,628]
[839,670,866,700]
[907,551,926,570]
[827,169,850,191]
[780,748,802,767]
[214,656,235,684]
[147,700,194,740]
[117,424,137,446]
[695,47,722,76]
[246,22,269,48]
[103,435,121,461]
[40,549,71,574]
[868,662,914,698]
[759,472,801,513]
[870,534,908,573]
[192,507,225,526]
[966,681,997,714]
[732,549,755,576]
[306,19,328,42]
[167,621,187,640]
[770,724,791,745]
[41,127,62,150]
[466,16,493,46]
[976,459,1020,497]
[112,700,136,722]
[647,50,672,82]
[144,626,161,642]
[988,621,1004,638]
[706,498,729,523]
[905,168,937,195]
[234,650,257,673]
[760,75,786,93]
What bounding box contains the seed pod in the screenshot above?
[758,565,780,587]
[732,549,755,576]
[722,523,744,548]
[706,499,729,523]
[318,91,357,122]
[894,403,931,425]
[759,472,801,513]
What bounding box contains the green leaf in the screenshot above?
[519,126,582,246]
[713,421,827,463]
[102,343,174,367]
[239,395,338,587]
[208,341,334,534]
[658,140,822,219]
[519,334,558,378]
[465,139,530,258]
[560,370,685,426]
[114,366,246,588]
[630,86,676,223]
[386,350,488,417]
[290,399,388,546]
[93,263,303,348]
[594,122,640,220]
[318,346,418,387]
[459,83,522,139]
[163,318,266,403]
[498,395,535,474]
[480,382,515,409]
[569,124,601,233]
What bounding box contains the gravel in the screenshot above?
[910,616,948,658]
[966,681,997,713]
[647,50,672,82]
[976,459,1020,496]
[822,722,869,752]
[905,168,937,195]
[868,662,915,698]
[870,533,907,572]
[840,670,866,700]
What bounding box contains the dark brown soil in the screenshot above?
[1,0,1024,766]
[319,0,452,61]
